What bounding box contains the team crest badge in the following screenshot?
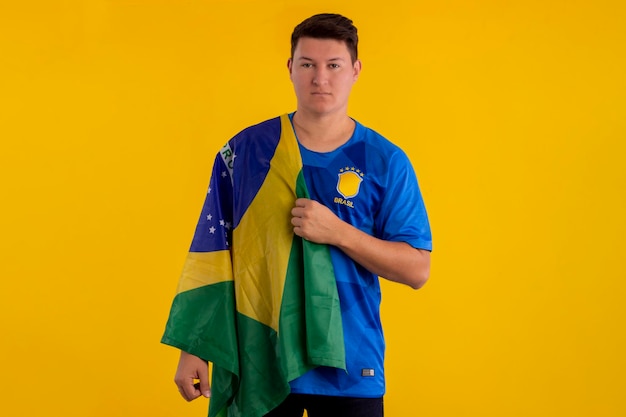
[336,168,364,199]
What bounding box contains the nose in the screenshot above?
[312,67,329,86]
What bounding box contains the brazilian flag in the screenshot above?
[161,114,346,417]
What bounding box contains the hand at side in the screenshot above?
[174,350,211,401]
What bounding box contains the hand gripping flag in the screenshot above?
[161,114,346,417]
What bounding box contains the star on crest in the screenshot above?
[339,166,366,177]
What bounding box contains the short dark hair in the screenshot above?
[291,13,358,63]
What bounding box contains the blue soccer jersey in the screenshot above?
[288,114,432,397]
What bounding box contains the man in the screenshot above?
[162,13,432,417]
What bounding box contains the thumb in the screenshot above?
[198,363,211,398]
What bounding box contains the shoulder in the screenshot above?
[354,120,405,153]
[352,120,413,167]
[229,116,282,147]
[223,116,286,172]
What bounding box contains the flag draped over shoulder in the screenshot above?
[161,114,346,417]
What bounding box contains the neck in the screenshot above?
[292,109,355,153]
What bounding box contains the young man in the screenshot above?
[162,13,432,417]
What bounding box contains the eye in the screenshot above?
[329,63,340,69]
[301,63,313,68]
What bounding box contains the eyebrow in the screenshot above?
[298,56,346,62]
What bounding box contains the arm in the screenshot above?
[174,350,212,401]
[291,198,430,289]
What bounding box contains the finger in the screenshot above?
[197,362,211,398]
[178,378,201,402]
[179,388,192,402]
[294,198,310,207]
[193,382,211,398]
[177,383,191,401]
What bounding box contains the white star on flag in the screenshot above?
[207,214,212,221]
[209,226,216,234]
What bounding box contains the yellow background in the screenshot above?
[1,1,625,416]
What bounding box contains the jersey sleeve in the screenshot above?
[375,150,432,251]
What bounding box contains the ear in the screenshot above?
[287,58,293,78]
[352,59,362,81]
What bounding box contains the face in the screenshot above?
[288,37,361,117]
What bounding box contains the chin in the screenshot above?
[307,103,339,115]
